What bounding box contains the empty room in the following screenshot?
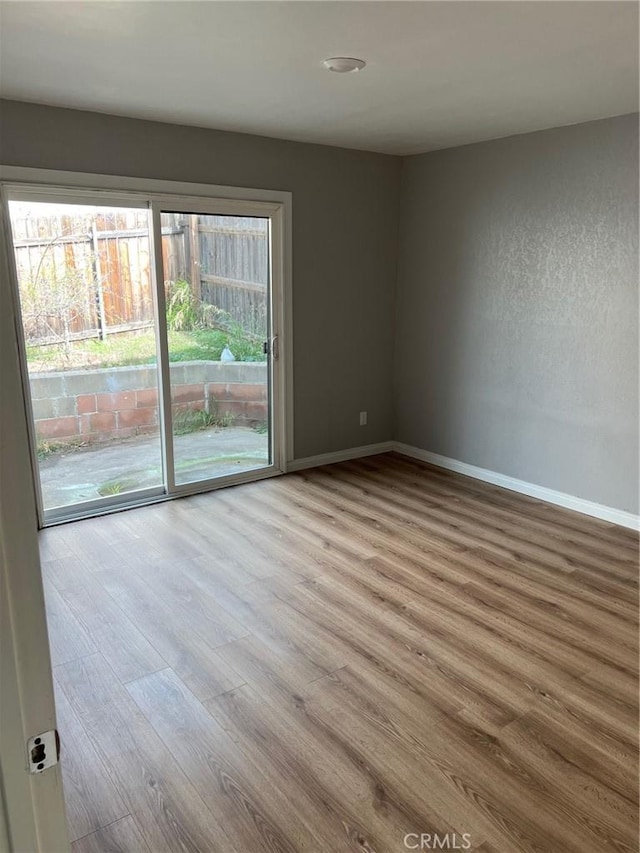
[0,2,638,852]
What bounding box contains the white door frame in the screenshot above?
[0,167,293,525]
[0,201,70,853]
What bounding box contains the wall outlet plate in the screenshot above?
[359,411,368,426]
[27,730,59,774]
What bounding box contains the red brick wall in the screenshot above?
[35,382,267,444]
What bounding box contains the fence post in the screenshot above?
[90,225,107,340]
[189,214,201,302]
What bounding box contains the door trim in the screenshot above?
[149,203,176,494]
[0,166,293,525]
[0,185,46,524]
[0,201,70,852]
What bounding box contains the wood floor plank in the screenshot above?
[53,680,128,843]
[345,457,637,571]
[43,579,97,667]
[215,632,327,696]
[289,471,638,594]
[61,520,142,573]
[125,556,251,647]
[312,672,610,851]
[306,674,562,852]
[43,555,97,594]
[39,527,75,562]
[207,683,457,853]
[497,711,637,837]
[55,653,240,852]
[96,569,246,700]
[71,816,151,853]
[40,454,638,853]
[127,667,339,853]
[55,574,167,683]
[284,573,542,726]
[384,453,637,547]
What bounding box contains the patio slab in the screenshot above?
[38,426,269,510]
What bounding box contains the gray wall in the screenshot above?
[395,114,639,513]
[0,99,401,459]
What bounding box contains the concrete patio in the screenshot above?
[39,426,269,509]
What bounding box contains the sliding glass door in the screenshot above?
[158,209,272,487]
[3,187,283,525]
[6,198,165,517]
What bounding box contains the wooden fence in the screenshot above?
[10,207,268,344]
[161,213,269,336]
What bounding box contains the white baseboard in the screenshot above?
[395,442,640,531]
[287,441,395,473]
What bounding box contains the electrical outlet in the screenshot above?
[359,411,367,426]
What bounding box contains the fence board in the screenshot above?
[11,209,270,343]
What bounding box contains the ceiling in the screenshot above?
[0,1,637,156]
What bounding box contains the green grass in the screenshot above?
[172,403,234,435]
[26,328,265,372]
[97,479,125,496]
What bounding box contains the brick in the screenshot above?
[207,382,268,403]
[227,383,267,402]
[172,384,205,404]
[245,403,268,422]
[219,401,246,418]
[32,398,55,420]
[89,412,117,432]
[117,407,157,429]
[180,363,210,384]
[97,391,137,412]
[105,366,156,392]
[53,396,77,416]
[63,371,113,395]
[211,363,267,384]
[29,375,64,399]
[207,383,231,400]
[136,388,158,408]
[77,394,97,415]
[168,364,187,386]
[35,417,78,440]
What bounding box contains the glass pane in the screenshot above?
[160,212,270,486]
[8,200,164,513]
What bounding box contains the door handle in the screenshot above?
[263,337,279,359]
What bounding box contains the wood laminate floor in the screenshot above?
[40,453,639,853]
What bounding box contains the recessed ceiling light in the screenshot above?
[323,57,366,74]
